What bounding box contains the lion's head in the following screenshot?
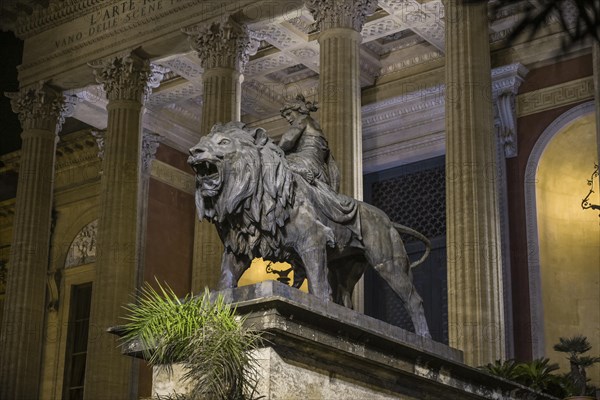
[188,122,295,257]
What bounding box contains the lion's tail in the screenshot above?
[392,223,431,268]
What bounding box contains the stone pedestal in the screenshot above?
[150,281,554,400]
[0,84,67,399]
[443,0,506,366]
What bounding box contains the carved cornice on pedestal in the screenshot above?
[90,55,166,102]
[306,0,377,32]
[5,83,71,133]
[186,17,260,72]
[491,63,528,158]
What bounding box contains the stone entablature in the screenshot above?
[362,63,531,172]
[17,0,299,87]
[0,129,102,191]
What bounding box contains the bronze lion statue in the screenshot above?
[188,122,431,337]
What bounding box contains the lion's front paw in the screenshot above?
[305,170,315,184]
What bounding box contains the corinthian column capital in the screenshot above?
[186,17,260,71]
[5,83,71,133]
[90,54,166,102]
[306,0,377,32]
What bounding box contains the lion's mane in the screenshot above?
[198,122,296,259]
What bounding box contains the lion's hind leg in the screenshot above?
[329,259,365,309]
[365,227,431,338]
[371,257,431,338]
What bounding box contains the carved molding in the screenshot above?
[150,159,194,194]
[306,0,377,32]
[253,23,302,50]
[55,131,100,169]
[495,94,519,158]
[90,54,166,102]
[380,51,443,76]
[12,0,105,39]
[90,129,105,160]
[5,83,71,132]
[141,131,162,175]
[361,16,402,42]
[246,53,295,76]
[146,81,203,108]
[492,63,528,158]
[186,17,260,71]
[158,55,204,81]
[378,0,445,50]
[517,76,595,117]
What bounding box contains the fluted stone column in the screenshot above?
[83,55,162,399]
[187,18,255,291]
[444,1,505,365]
[307,0,375,312]
[307,0,375,199]
[0,84,68,399]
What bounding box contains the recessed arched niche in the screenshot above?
[534,110,599,377]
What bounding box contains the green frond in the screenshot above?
[553,335,592,355]
[121,283,263,400]
[480,359,520,381]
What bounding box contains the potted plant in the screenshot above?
[553,335,600,400]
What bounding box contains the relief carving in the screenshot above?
[90,54,166,102]
[305,0,377,32]
[65,219,98,268]
[5,83,71,132]
[141,131,162,175]
[186,17,260,71]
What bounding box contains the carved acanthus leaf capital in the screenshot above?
[306,0,377,32]
[5,83,71,133]
[186,17,260,71]
[90,54,167,102]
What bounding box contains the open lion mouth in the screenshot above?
[193,160,219,178]
[189,158,222,197]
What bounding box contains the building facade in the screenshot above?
[0,0,598,398]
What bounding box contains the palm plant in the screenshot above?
[554,335,600,397]
[121,282,263,400]
[514,358,565,396]
[481,358,568,397]
[481,359,521,381]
